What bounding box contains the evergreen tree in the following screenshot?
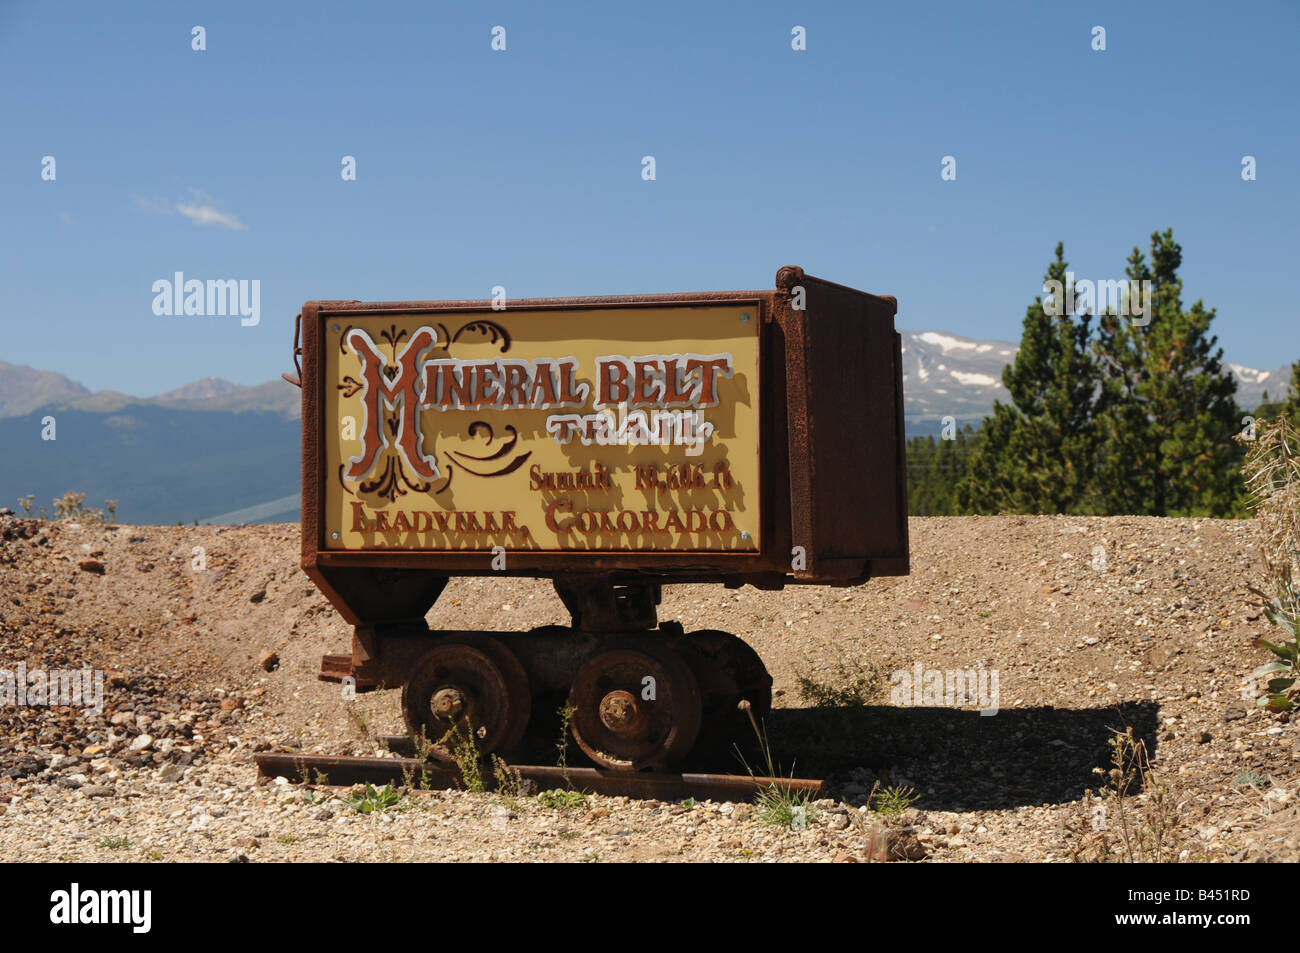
[1279,361,1300,427]
[1092,229,1242,516]
[958,243,1100,513]
[1253,386,1287,421]
[907,425,980,515]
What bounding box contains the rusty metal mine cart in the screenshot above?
[289,266,908,773]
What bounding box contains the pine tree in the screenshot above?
[1092,229,1242,516]
[907,425,981,515]
[1279,361,1300,427]
[958,243,1100,514]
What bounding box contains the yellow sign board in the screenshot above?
[322,305,760,552]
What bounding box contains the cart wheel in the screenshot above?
[688,630,773,723]
[568,642,701,772]
[402,634,530,761]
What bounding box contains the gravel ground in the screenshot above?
[1,512,1296,862]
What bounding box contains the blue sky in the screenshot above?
[3,0,1297,395]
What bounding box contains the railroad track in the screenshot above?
[254,736,825,803]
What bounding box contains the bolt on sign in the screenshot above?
[321,306,760,552]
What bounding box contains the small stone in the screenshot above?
[1263,788,1290,807]
[249,588,266,604]
[76,557,105,574]
[158,763,185,783]
[1198,731,1212,744]
[81,744,107,757]
[833,851,858,863]
[257,651,279,673]
[128,734,154,752]
[888,829,928,860]
[82,785,115,798]
[1224,708,1247,723]
[89,758,119,776]
[220,696,244,711]
[109,712,135,727]
[585,808,611,821]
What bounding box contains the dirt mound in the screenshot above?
[0,512,1295,862]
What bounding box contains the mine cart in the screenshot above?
[287,266,908,771]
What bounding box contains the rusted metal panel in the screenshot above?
[774,267,907,583]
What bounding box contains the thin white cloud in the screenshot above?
[175,201,247,230]
[132,188,247,231]
[132,193,172,214]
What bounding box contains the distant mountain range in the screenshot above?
[899,331,1290,435]
[0,363,301,422]
[0,363,302,525]
[0,338,1291,523]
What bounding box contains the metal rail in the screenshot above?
[254,749,825,803]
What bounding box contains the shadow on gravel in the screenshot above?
[750,700,1162,812]
[422,695,1159,812]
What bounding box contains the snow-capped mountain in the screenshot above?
[901,330,1290,430]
